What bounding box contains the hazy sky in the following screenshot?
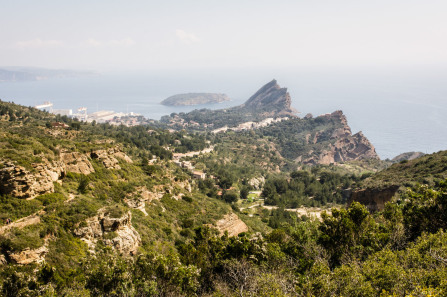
[1,0,447,71]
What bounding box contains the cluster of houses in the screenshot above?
[173,159,206,180]
[171,147,215,180]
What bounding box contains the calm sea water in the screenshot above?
[1,67,446,160]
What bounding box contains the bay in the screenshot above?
[1,67,446,160]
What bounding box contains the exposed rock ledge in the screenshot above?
[8,240,49,265]
[90,147,133,170]
[74,209,141,255]
[0,160,61,199]
[215,213,248,237]
[297,111,379,165]
[347,185,400,212]
[60,151,95,174]
[0,146,131,199]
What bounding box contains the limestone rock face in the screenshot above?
[60,151,95,174]
[242,79,297,117]
[348,185,400,212]
[90,147,133,170]
[248,176,265,190]
[301,111,379,165]
[0,162,54,199]
[0,149,94,199]
[1,147,128,199]
[74,209,141,255]
[215,213,248,237]
[8,244,49,265]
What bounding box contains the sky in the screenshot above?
[1,0,447,71]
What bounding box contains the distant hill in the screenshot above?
[161,93,230,106]
[348,150,447,212]
[0,67,96,82]
[361,150,447,189]
[391,151,425,162]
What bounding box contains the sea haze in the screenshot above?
[0,67,446,160]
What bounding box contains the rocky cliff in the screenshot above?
[1,146,132,199]
[0,160,62,199]
[214,213,248,237]
[8,240,49,265]
[240,79,297,117]
[296,111,379,165]
[348,185,400,212]
[74,209,141,255]
[60,151,95,174]
[90,147,133,170]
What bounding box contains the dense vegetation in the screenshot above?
[1,99,447,296]
[262,169,358,207]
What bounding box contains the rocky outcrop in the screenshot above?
[90,147,132,170]
[300,111,379,165]
[60,151,95,174]
[241,79,297,117]
[0,254,6,265]
[8,243,49,265]
[74,209,141,255]
[348,185,400,212]
[215,213,248,237]
[0,146,115,198]
[0,148,129,199]
[124,186,161,216]
[248,176,265,190]
[0,162,56,199]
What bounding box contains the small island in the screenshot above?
[160,93,230,106]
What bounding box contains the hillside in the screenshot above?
[1,99,447,296]
[360,150,447,189]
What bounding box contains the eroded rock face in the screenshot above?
[90,147,133,170]
[0,162,55,199]
[348,185,400,212]
[8,244,49,265]
[215,213,248,237]
[301,111,379,165]
[248,176,265,190]
[74,209,141,255]
[60,151,95,174]
[242,79,297,117]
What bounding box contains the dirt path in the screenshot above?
[65,193,76,203]
[239,203,262,211]
[0,209,45,235]
[173,146,214,160]
[262,205,330,219]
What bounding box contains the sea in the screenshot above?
[1,66,446,160]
